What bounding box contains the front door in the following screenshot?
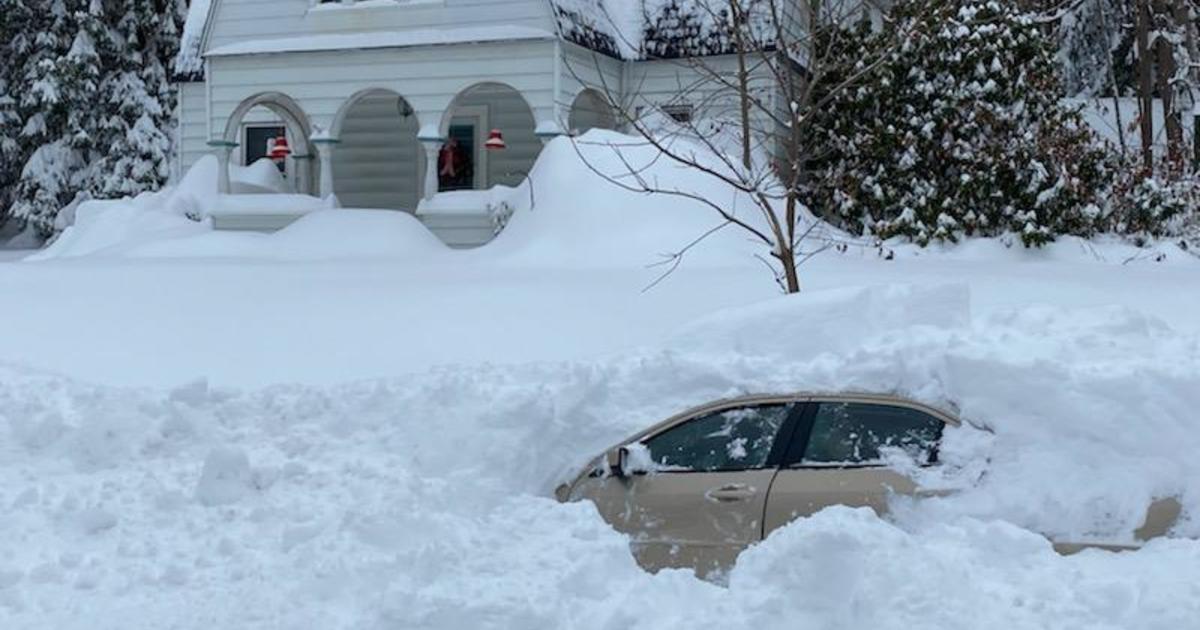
[764,399,948,535]
[577,403,797,577]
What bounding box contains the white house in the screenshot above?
[174,0,848,246]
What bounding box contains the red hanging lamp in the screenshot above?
[484,128,507,151]
[269,135,292,162]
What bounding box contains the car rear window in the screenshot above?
[801,402,943,466]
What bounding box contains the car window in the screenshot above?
[644,404,792,472]
[802,402,944,466]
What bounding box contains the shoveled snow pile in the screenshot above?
[3,284,1198,629]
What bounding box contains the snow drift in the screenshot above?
[483,130,799,271]
[2,284,1199,629]
[29,155,447,262]
[28,130,808,275]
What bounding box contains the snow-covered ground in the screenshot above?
[2,134,1199,628]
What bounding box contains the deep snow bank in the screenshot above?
[121,210,450,261]
[23,130,1190,270]
[483,130,794,270]
[28,130,814,273]
[2,284,1199,629]
[27,156,314,261]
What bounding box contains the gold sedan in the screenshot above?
[558,393,1181,578]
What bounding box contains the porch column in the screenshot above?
[207,140,239,194]
[311,137,340,200]
[419,135,443,201]
[291,154,316,196]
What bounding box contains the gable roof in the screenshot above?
[174,0,786,79]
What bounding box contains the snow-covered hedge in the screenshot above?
[1109,172,1200,251]
[808,0,1113,247]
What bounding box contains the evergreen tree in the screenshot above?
[90,0,181,199]
[0,80,21,219]
[0,0,183,236]
[0,3,26,217]
[808,0,1113,247]
[8,0,95,234]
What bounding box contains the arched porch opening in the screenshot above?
[331,89,422,211]
[438,82,539,193]
[568,89,618,136]
[221,92,316,195]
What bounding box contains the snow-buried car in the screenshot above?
[558,392,1182,578]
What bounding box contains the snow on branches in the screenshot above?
[0,0,185,236]
[808,0,1113,247]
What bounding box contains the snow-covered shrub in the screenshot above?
[808,0,1112,247]
[1109,171,1200,248]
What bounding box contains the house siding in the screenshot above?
[176,81,210,180]
[330,85,541,211]
[334,92,423,211]
[207,40,558,140]
[626,55,778,139]
[560,41,624,127]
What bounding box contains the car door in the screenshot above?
[763,398,951,536]
[576,401,800,577]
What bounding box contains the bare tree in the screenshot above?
[563,0,910,294]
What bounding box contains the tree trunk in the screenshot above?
[1096,1,1128,156]
[1173,0,1200,170]
[731,0,754,171]
[778,247,800,293]
[1154,0,1183,168]
[1137,0,1156,174]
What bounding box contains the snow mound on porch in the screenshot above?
[2,284,1200,628]
[27,154,448,261]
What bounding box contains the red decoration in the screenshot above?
[485,129,507,151]
[269,136,292,162]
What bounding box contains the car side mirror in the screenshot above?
[607,447,629,478]
[608,445,651,478]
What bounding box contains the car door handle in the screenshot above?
[705,484,757,503]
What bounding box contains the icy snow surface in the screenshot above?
[2,132,1200,628]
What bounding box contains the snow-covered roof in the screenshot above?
[551,0,780,60]
[174,0,213,79]
[178,0,783,76]
[205,25,557,58]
